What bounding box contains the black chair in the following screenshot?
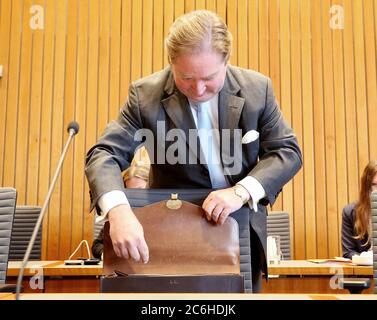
[9,206,42,260]
[0,187,17,292]
[267,211,291,260]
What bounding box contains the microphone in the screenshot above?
[15,121,80,300]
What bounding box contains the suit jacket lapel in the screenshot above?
[161,74,199,163]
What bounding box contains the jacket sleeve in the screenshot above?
[341,206,358,259]
[250,78,303,206]
[85,83,143,211]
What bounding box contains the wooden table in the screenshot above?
[6,260,373,294]
[264,260,373,294]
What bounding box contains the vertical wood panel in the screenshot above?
[322,0,338,258]
[0,0,12,186]
[311,0,327,259]
[353,0,369,176]
[109,0,122,121]
[290,0,304,260]
[364,0,377,161]
[71,0,89,258]
[26,0,44,205]
[142,0,153,76]
[343,0,359,202]
[301,0,316,259]
[59,0,77,258]
[248,0,259,71]
[3,0,23,189]
[332,0,348,255]
[1,0,376,261]
[279,0,293,223]
[39,0,55,259]
[46,0,67,259]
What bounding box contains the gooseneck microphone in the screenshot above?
[15,121,79,300]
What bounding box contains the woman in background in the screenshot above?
[342,160,377,258]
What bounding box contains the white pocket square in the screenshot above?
[242,130,259,144]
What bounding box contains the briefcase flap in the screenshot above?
[103,199,240,275]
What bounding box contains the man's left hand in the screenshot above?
[202,187,249,225]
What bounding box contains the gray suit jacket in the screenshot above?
[85,65,302,276]
[341,203,371,259]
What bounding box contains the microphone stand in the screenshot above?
[15,124,78,300]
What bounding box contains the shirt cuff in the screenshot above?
[96,190,130,223]
[237,176,266,212]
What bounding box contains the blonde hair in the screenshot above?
[354,160,377,246]
[165,10,232,64]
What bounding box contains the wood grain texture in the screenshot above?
[1,0,376,260]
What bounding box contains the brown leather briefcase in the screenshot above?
[101,194,243,292]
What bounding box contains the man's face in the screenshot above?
[171,49,227,103]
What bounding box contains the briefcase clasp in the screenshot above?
[166,193,182,210]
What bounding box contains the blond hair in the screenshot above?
[165,10,232,64]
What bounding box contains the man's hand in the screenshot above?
[108,204,149,263]
[202,187,250,225]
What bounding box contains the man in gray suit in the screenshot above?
[85,10,302,292]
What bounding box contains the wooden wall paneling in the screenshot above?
[163,0,174,67]
[364,0,377,161]
[26,0,45,206]
[343,0,359,202]
[353,0,369,175]
[332,0,348,255]
[185,0,195,13]
[108,0,122,121]
[279,0,293,218]
[142,0,153,77]
[15,0,33,204]
[39,0,56,259]
[216,0,226,23]
[131,0,142,81]
[237,0,248,69]
[3,0,22,189]
[322,0,338,258]
[206,0,216,13]
[301,0,316,259]
[196,0,206,10]
[258,0,269,75]
[311,0,327,259]
[84,0,100,248]
[174,0,185,19]
[72,0,90,258]
[0,0,12,186]
[227,0,238,66]
[269,0,283,212]
[97,0,110,136]
[59,0,77,259]
[120,0,132,104]
[248,0,259,71]
[47,0,67,259]
[153,0,163,72]
[290,0,304,260]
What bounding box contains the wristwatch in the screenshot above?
[232,184,249,205]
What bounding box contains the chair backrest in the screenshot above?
[267,211,291,260]
[9,206,42,260]
[93,218,105,240]
[0,188,17,284]
[372,190,377,294]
